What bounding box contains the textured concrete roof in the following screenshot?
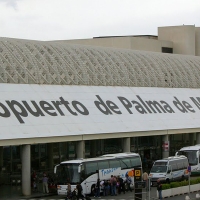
[0,37,200,88]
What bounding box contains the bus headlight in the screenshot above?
[57,185,61,189]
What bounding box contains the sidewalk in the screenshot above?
[0,183,56,200]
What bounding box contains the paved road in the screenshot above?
[22,187,158,200]
[21,187,200,200]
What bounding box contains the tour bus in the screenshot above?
[175,144,200,175]
[54,152,142,196]
[149,156,189,186]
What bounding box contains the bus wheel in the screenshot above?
[91,185,96,196]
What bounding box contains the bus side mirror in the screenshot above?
[54,165,57,174]
[78,164,82,173]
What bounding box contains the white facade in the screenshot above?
[1,25,200,196]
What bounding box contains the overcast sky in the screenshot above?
[0,0,200,41]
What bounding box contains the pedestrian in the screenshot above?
[33,180,37,192]
[110,175,117,196]
[42,173,49,194]
[76,182,84,200]
[94,178,100,197]
[66,183,72,199]
[103,180,109,196]
[157,179,162,200]
[118,175,125,194]
[125,174,132,192]
[142,171,149,191]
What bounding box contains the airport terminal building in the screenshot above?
[1,25,200,195]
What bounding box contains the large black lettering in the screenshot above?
[72,101,89,115]
[22,101,45,117]
[118,96,133,114]
[160,101,175,113]
[136,95,152,113]
[40,101,57,116]
[94,95,112,115]
[59,97,77,116]
[173,97,188,113]
[190,97,200,110]
[51,101,65,116]
[106,100,121,114]
[131,100,147,114]
[6,100,28,123]
[145,100,166,113]
[0,102,11,117]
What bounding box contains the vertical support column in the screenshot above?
[162,135,169,158]
[196,133,200,144]
[189,133,195,146]
[22,144,31,196]
[76,140,85,159]
[123,137,130,152]
[47,143,54,171]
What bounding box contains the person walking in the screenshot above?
[76,182,84,200]
[110,175,117,196]
[125,174,132,192]
[157,179,162,200]
[42,173,49,194]
[118,175,125,194]
[94,178,101,198]
[142,171,149,191]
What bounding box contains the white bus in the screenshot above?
[54,152,142,196]
[175,144,200,175]
[149,156,189,186]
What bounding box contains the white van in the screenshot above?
[149,156,189,186]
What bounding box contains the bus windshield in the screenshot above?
[150,165,167,173]
[177,150,198,166]
[56,163,80,184]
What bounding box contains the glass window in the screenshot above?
[183,160,188,168]
[171,164,177,171]
[120,158,131,169]
[85,162,98,177]
[177,162,183,170]
[130,157,141,168]
[56,164,80,184]
[109,160,120,168]
[98,160,109,170]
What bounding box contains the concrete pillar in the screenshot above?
[162,135,169,158]
[22,144,31,196]
[90,140,97,157]
[189,133,195,145]
[47,143,54,170]
[123,138,130,152]
[76,141,85,159]
[196,133,200,144]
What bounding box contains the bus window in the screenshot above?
[109,160,120,168]
[177,162,183,170]
[183,161,188,168]
[85,162,98,178]
[199,150,200,162]
[98,160,109,170]
[171,164,177,171]
[130,157,142,168]
[120,158,131,169]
